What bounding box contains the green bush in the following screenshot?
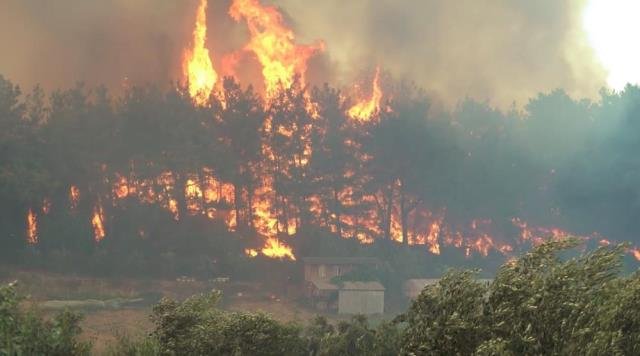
[399,239,640,355]
[150,291,305,355]
[104,334,161,356]
[0,282,91,355]
[111,239,640,355]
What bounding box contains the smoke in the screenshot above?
[0,0,245,93]
[278,0,607,107]
[1,0,606,106]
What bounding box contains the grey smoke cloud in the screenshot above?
[278,0,607,107]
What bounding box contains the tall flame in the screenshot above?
[229,0,324,96]
[348,66,382,121]
[91,202,106,242]
[183,0,218,105]
[26,209,38,245]
[261,237,296,260]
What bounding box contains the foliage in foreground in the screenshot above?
[120,239,640,355]
[0,282,90,355]
[399,239,640,355]
[3,239,640,355]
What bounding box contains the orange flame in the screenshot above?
[168,198,180,221]
[598,239,612,246]
[113,175,129,200]
[348,66,382,121]
[261,237,296,260]
[472,234,494,257]
[91,202,106,242]
[185,178,204,215]
[426,221,442,255]
[183,0,218,105]
[26,209,38,245]
[631,248,640,261]
[245,248,259,257]
[229,0,324,96]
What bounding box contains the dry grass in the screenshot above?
[80,308,153,355]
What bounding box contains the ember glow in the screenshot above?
[183,0,218,105]
[348,66,383,121]
[42,198,51,215]
[26,209,38,245]
[229,0,324,95]
[69,185,80,209]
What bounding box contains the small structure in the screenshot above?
[303,257,384,315]
[338,281,385,315]
[303,257,380,282]
[306,279,339,311]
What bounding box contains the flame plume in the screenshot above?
[92,202,106,242]
[183,0,218,105]
[261,237,296,260]
[229,0,324,96]
[26,209,38,245]
[348,66,382,121]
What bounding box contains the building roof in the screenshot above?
[308,279,339,291]
[340,281,385,291]
[302,257,380,265]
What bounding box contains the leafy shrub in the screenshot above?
[150,291,305,355]
[112,239,640,355]
[399,239,640,355]
[0,282,91,355]
[306,315,400,356]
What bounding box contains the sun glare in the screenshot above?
[583,0,640,90]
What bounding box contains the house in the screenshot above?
[303,257,384,315]
[338,281,385,315]
[303,257,380,282]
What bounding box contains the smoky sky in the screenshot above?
[0,0,606,107]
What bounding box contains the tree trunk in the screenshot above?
[400,179,409,245]
[233,180,243,229]
[383,186,393,241]
[333,187,342,238]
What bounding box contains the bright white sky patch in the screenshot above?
[583,0,640,90]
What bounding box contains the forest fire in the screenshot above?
[26,209,38,245]
[228,0,324,96]
[7,0,640,268]
[348,66,383,121]
[183,0,218,105]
